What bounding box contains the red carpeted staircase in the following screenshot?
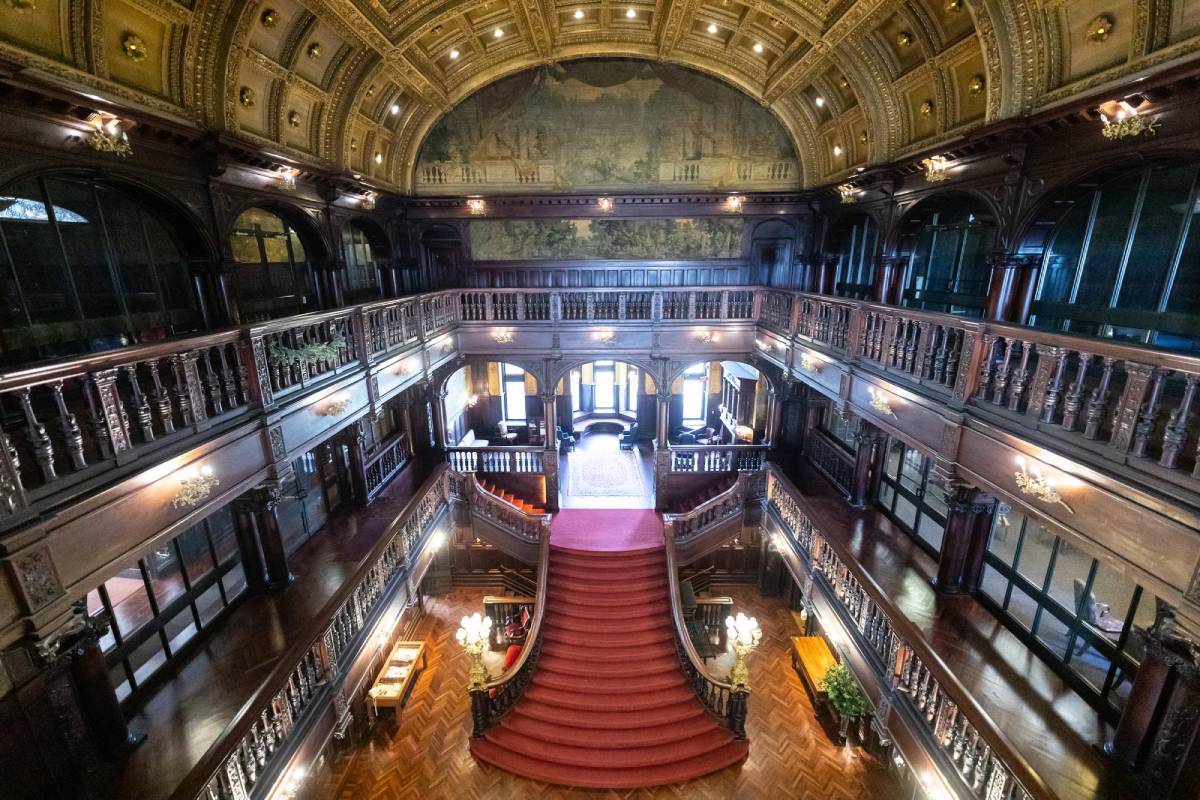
[470,543,748,788]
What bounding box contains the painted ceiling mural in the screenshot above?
[2,0,1200,190]
[416,60,798,194]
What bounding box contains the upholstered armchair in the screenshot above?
[619,423,639,450]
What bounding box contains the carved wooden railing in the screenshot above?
[805,431,854,498]
[180,467,450,800]
[465,473,548,542]
[446,446,545,474]
[456,287,759,323]
[764,466,1047,800]
[364,432,410,503]
[483,595,534,651]
[668,444,768,473]
[664,532,746,739]
[663,472,749,542]
[471,521,551,737]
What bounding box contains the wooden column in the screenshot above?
[847,422,885,508]
[542,393,559,512]
[873,255,904,305]
[763,387,783,447]
[429,383,448,451]
[984,253,1040,323]
[344,418,371,508]
[932,482,996,594]
[654,391,671,512]
[1108,626,1200,799]
[232,495,268,592]
[241,483,293,590]
[66,618,139,760]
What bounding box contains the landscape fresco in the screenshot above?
[469,218,745,261]
[416,59,798,194]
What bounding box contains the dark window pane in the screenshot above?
[916,516,944,554]
[1072,181,1139,309]
[1039,201,1091,307]
[129,635,168,687]
[163,608,197,655]
[986,507,1021,567]
[1,179,76,327]
[176,523,215,585]
[1117,166,1197,311]
[1035,611,1072,660]
[208,505,240,566]
[1008,586,1037,631]
[86,589,117,652]
[104,568,153,638]
[43,179,123,328]
[979,561,1008,607]
[110,664,132,703]
[197,581,227,627]
[222,562,248,602]
[1166,188,1200,317]
[1015,522,1055,586]
[1046,540,1096,615]
[144,547,186,610]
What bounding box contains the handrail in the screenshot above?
[763,463,1052,800]
[663,472,748,542]
[174,465,449,800]
[663,530,746,738]
[471,517,551,736]
[466,473,549,542]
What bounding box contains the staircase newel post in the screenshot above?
[470,690,490,738]
[728,690,748,740]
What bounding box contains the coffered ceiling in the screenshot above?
[2,0,1199,190]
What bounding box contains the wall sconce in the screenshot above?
[836,184,856,204]
[278,767,306,800]
[725,612,762,692]
[595,330,617,346]
[278,167,299,191]
[867,386,897,418]
[756,339,773,353]
[173,466,219,509]
[85,113,132,157]
[467,393,479,407]
[361,191,377,210]
[429,530,447,550]
[597,197,614,213]
[696,330,715,344]
[492,330,514,344]
[395,360,411,376]
[799,353,821,373]
[1099,100,1158,140]
[724,195,744,213]
[456,613,493,691]
[1014,456,1074,513]
[467,198,486,215]
[921,155,950,183]
[441,339,454,353]
[319,395,351,416]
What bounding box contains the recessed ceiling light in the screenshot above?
[449,48,459,59]
[833,145,843,156]
[390,104,400,114]
[574,9,584,19]
[707,23,718,34]
[815,96,825,107]
[753,41,764,53]
[374,152,383,164]
[626,7,636,18]
[493,27,503,38]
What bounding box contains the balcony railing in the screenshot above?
[663,472,750,543]
[455,287,759,324]
[446,446,545,474]
[764,466,1047,800]
[180,467,450,800]
[668,444,768,473]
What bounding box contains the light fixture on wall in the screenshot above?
[173,465,219,509]
[921,155,950,183]
[278,166,299,191]
[724,194,744,213]
[492,329,514,344]
[85,113,132,157]
[867,386,897,418]
[836,184,856,204]
[467,197,486,215]
[456,612,493,691]
[1099,99,1158,140]
[278,767,306,800]
[1014,456,1074,513]
[695,329,715,344]
[467,393,479,408]
[361,191,376,210]
[756,339,772,352]
[595,330,617,346]
[799,353,821,373]
[319,395,352,416]
[597,196,614,212]
[725,613,762,692]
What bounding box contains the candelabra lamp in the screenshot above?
[725,612,763,692]
[456,612,493,691]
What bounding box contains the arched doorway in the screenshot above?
[895,192,997,317]
[226,206,325,321]
[825,212,879,299]
[668,360,770,445]
[340,218,391,303]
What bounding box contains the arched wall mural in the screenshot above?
[415,59,799,195]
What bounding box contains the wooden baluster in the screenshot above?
[932,326,950,383]
[976,334,999,399]
[217,345,240,409]
[1159,374,1198,469]
[1060,353,1092,431]
[991,338,1015,405]
[1034,346,1070,424]
[147,359,176,435]
[45,381,86,471]
[202,349,224,417]
[1007,342,1033,411]
[1132,369,1170,458]
[1083,357,1116,440]
[122,365,155,444]
[171,354,197,426]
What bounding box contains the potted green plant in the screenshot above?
[818,662,870,742]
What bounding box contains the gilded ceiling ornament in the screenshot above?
[239,87,256,108]
[859,130,868,144]
[896,31,913,48]
[1086,14,1114,42]
[920,100,935,117]
[350,138,357,151]
[365,84,375,97]
[968,75,985,96]
[288,110,302,127]
[944,0,962,12]
[5,0,36,12]
[122,33,148,62]
[260,8,279,28]
[307,42,322,59]
[839,78,850,90]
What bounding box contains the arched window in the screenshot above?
[1031,163,1200,351]
[897,194,997,317]
[0,175,201,365]
[228,207,315,321]
[341,221,386,302]
[828,213,878,298]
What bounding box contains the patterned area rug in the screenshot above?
[567,450,646,496]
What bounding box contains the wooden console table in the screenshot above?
[791,635,837,711]
[367,640,427,714]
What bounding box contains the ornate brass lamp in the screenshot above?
[456,612,493,691]
[725,612,762,692]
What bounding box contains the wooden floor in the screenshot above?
[320,585,901,800]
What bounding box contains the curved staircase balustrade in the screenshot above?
[465,473,550,542]
[764,465,1048,800]
[176,466,451,800]
[470,523,551,737]
[663,472,751,543]
[663,532,747,739]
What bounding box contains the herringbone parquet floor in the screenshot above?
[320,586,901,800]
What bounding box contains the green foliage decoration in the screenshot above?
[818,663,870,719]
[268,333,347,368]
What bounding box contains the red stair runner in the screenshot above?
[470,542,748,788]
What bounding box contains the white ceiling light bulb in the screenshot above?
[449,48,459,59]
[374,152,383,164]
[753,41,764,53]
[626,7,637,18]
[493,27,504,38]
[574,9,584,19]
[815,96,825,107]
[390,104,400,115]
[707,23,718,34]
[833,145,843,156]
